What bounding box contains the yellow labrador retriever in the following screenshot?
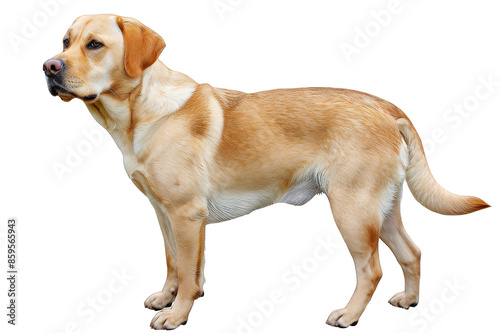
[43,14,489,330]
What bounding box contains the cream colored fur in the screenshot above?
[44,14,489,330]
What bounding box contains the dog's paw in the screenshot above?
[388,291,419,310]
[145,289,176,311]
[326,308,360,328]
[150,308,188,330]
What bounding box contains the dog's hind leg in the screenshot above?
[323,136,408,327]
[325,185,384,328]
[380,185,421,309]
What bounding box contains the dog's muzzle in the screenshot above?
[43,58,71,97]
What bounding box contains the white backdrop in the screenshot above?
[1,1,499,333]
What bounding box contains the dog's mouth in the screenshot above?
[82,94,98,102]
[47,79,98,103]
[47,80,72,97]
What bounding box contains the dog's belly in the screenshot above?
[206,178,320,224]
[206,191,273,224]
[278,177,321,206]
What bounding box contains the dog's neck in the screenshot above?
[85,61,198,156]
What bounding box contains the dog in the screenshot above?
[43,14,489,330]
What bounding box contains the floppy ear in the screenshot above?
[116,16,166,78]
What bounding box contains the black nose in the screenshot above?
[43,58,64,77]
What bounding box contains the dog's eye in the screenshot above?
[87,40,104,50]
[63,38,70,48]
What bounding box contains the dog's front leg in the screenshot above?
[150,202,207,330]
[145,204,179,310]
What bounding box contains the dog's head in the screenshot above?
[43,14,165,103]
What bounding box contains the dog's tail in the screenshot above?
[397,117,490,215]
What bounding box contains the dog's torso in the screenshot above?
[87,62,405,224]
